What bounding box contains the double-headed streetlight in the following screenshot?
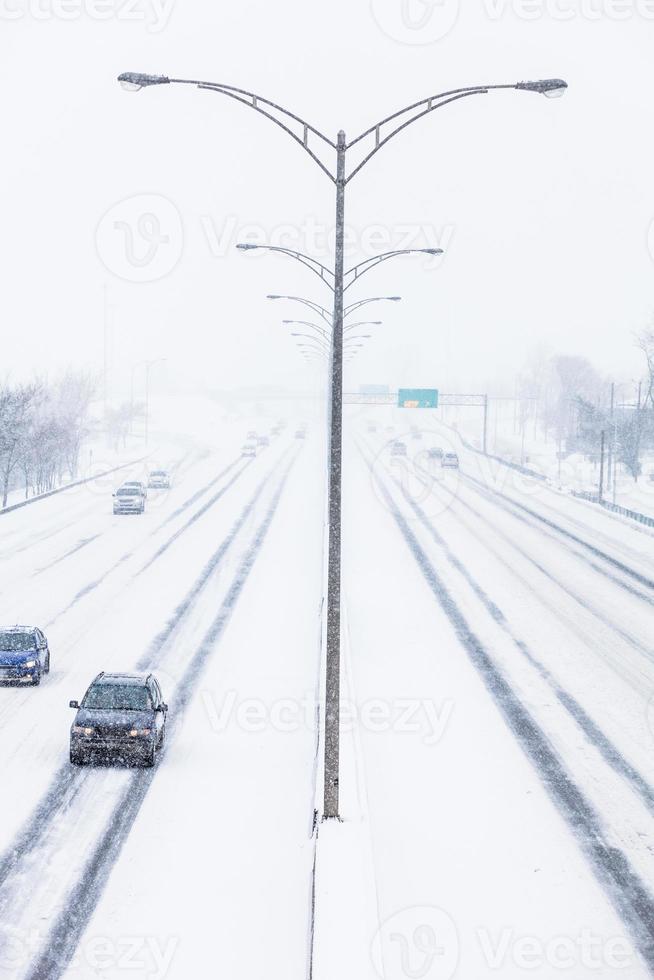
[268,293,401,327]
[118,71,567,819]
[237,242,442,292]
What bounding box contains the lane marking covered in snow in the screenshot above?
[362,443,654,973]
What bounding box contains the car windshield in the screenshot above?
[117,488,139,496]
[83,684,151,711]
[0,632,35,652]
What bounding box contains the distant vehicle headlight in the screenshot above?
[72,725,94,735]
[129,728,152,737]
[24,660,37,669]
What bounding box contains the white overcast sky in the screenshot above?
[2,0,654,399]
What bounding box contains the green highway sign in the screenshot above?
[398,388,439,408]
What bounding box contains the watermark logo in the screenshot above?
[200,691,454,746]
[483,0,654,22]
[370,0,460,44]
[0,928,178,978]
[0,0,175,32]
[477,926,634,970]
[372,907,459,980]
[96,194,183,283]
[202,213,452,269]
[370,428,462,522]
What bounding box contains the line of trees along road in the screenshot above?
[516,333,654,481]
[0,371,96,507]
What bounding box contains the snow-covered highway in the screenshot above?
[0,408,653,979]
[340,414,654,979]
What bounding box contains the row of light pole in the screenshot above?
[130,357,166,446]
[117,70,567,819]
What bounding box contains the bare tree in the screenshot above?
[635,328,654,410]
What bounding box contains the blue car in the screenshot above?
[0,626,51,686]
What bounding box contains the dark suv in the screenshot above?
[69,672,167,767]
[0,627,51,685]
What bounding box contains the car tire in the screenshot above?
[70,748,85,765]
[44,652,50,674]
[142,743,156,767]
[32,671,41,686]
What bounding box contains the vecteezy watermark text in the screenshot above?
[201,691,454,746]
[0,0,174,30]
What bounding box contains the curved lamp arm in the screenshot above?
[237,244,335,291]
[291,332,331,347]
[118,73,337,183]
[344,296,401,319]
[343,248,442,291]
[343,320,382,333]
[267,294,333,325]
[345,78,567,184]
[284,321,331,341]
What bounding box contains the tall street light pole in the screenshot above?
[117,72,567,819]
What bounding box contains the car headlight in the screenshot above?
[72,725,94,735]
[24,660,37,669]
[129,728,152,737]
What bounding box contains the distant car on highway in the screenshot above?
[113,485,145,515]
[123,480,147,499]
[390,441,407,457]
[69,672,167,767]
[427,447,444,460]
[441,452,459,469]
[242,443,257,458]
[0,626,50,686]
[295,429,306,439]
[148,469,171,489]
[367,423,377,433]
[246,430,257,440]
[256,435,270,448]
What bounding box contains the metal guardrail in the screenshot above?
[456,425,654,527]
[570,490,654,528]
[0,456,148,516]
[454,431,548,483]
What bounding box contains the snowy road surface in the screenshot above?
[0,408,653,978]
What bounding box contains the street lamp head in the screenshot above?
[422,248,443,256]
[516,78,568,98]
[388,296,402,301]
[117,72,170,92]
[267,295,283,300]
[236,243,259,251]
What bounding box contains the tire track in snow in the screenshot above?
[21,452,299,980]
[43,456,252,626]
[463,472,654,598]
[0,448,295,909]
[367,445,654,815]
[365,448,654,973]
[450,488,654,667]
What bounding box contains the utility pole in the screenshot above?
[103,285,110,424]
[636,381,643,480]
[483,394,489,454]
[607,382,615,491]
[599,429,606,502]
